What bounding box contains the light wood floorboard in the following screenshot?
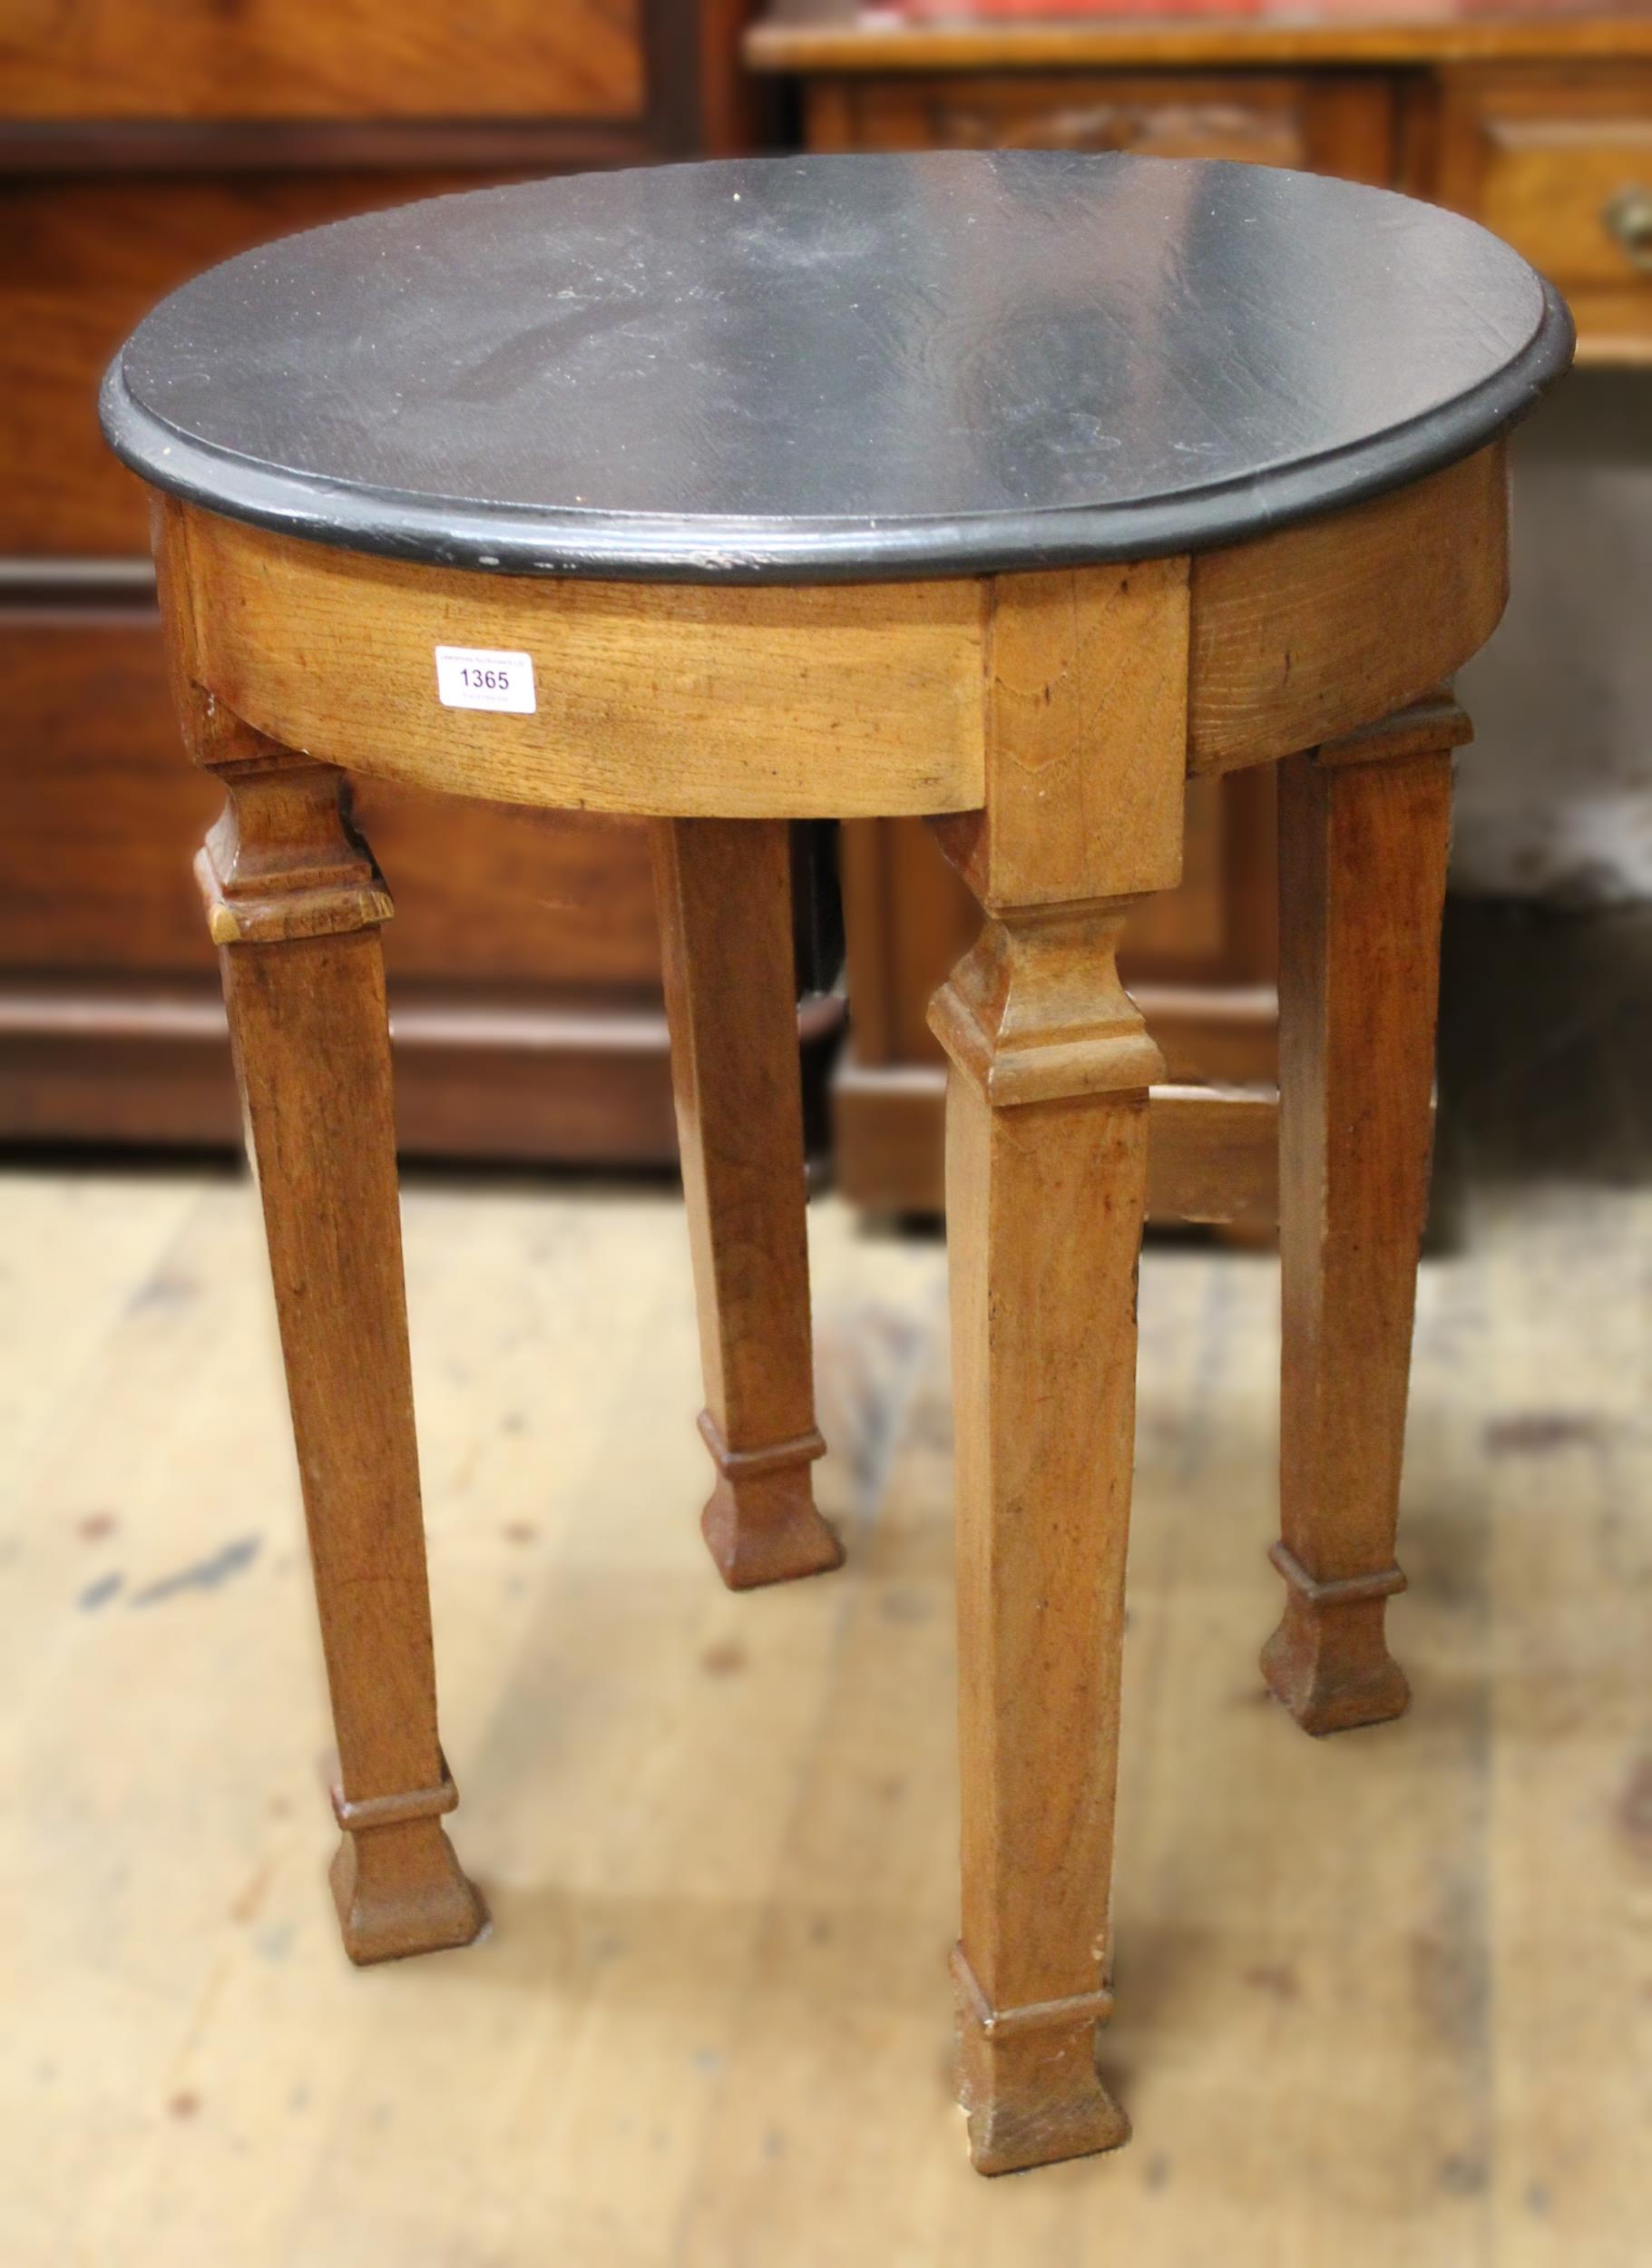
[0,1168,1645,2265]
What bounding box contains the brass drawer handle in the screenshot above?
[1603,184,1652,274]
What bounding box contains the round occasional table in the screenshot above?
[103,151,1571,2176]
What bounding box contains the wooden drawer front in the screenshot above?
[3,172,533,557]
[0,612,661,991]
[814,72,1393,183]
[0,0,644,120]
[1435,70,1652,356]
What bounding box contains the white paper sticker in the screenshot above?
[435,645,536,715]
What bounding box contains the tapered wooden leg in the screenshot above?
[650,819,841,1590]
[923,556,1188,2174]
[1263,700,1464,1736]
[196,729,485,1961]
[930,901,1165,2175]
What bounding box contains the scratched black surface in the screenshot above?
[102,151,1572,582]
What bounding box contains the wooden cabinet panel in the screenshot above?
[0,0,645,121]
[361,794,660,992]
[1432,66,1652,358]
[0,611,219,971]
[1,172,538,556]
[0,0,773,1164]
[813,70,1393,181]
[837,817,973,1068]
[0,611,662,991]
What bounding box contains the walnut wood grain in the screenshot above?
[163,505,986,819]
[931,893,1158,2173]
[1261,705,1465,1735]
[1188,445,1509,774]
[160,445,1509,818]
[934,561,1188,909]
[190,719,485,1960]
[0,0,645,120]
[651,819,841,1589]
[922,569,1188,2174]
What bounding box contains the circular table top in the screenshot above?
[103,151,1571,584]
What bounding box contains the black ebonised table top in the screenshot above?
[103,152,1571,583]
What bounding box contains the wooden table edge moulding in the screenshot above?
[100,151,1573,2175]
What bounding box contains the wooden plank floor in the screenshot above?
[1,1166,1647,2266]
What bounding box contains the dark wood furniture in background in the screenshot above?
[748,0,1652,1211]
[0,0,775,1160]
